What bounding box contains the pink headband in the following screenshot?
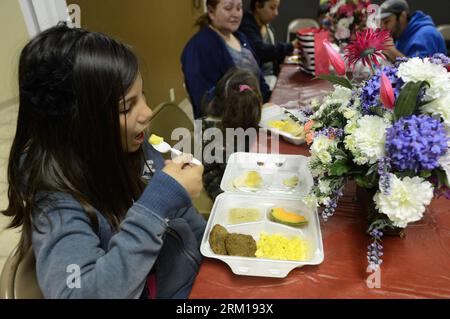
[239,84,253,93]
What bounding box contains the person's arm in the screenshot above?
[181,33,228,119]
[181,51,213,119]
[239,20,294,63]
[383,45,406,61]
[32,170,191,299]
[175,206,207,245]
[383,36,406,62]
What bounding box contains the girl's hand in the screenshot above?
[162,154,204,199]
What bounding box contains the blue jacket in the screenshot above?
[32,141,206,299]
[181,26,271,119]
[239,11,294,74]
[397,11,447,58]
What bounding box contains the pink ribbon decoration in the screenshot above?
[239,84,252,92]
[323,41,346,76]
[380,72,395,110]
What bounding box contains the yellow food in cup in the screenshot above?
[233,171,263,189]
[283,175,299,188]
[149,134,164,145]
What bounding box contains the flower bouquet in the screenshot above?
[320,0,372,47]
[304,28,450,270]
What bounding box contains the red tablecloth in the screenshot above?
[190,65,450,299]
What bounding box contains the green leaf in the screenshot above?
[394,81,429,120]
[366,163,378,177]
[355,175,377,189]
[334,148,349,159]
[434,169,450,188]
[419,171,432,179]
[316,75,353,89]
[329,160,350,176]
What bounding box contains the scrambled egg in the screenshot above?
[268,120,305,137]
[149,134,164,145]
[255,232,309,261]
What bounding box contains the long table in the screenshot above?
[189,65,450,299]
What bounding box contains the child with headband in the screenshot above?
[201,68,263,200]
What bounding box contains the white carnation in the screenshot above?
[341,107,358,120]
[331,85,352,103]
[397,57,450,101]
[374,175,434,228]
[421,93,450,129]
[352,115,390,164]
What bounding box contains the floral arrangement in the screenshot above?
[320,0,372,46]
[305,28,450,270]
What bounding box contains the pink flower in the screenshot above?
[344,28,391,70]
[323,41,346,76]
[338,4,355,17]
[380,72,395,109]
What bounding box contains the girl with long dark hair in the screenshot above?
[1,24,205,299]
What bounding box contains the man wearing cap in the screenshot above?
[380,0,447,60]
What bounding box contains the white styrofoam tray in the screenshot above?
[259,105,307,145]
[200,193,324,278]
[220,152,313,197]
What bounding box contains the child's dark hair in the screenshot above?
[205,68,262,131]
[2,23,144,262]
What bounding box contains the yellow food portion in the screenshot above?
[233,171,263,189]
[149,134,164,145]
[282,175,299,187]
[255,232,309,261]
[228,208,261,225]
[268,120,305,137]
[267,120,285,129]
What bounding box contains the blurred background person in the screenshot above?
[239,0,300,90]
[380,0,447,60]
[182,0,270,119]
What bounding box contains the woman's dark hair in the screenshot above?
[2,23,144,262]
[250,0,271,12]
[205,68,262,131]
[195,0,221,28]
